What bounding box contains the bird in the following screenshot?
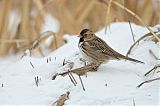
[78,29,144,64]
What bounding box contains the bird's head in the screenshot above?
[78,29,95,40]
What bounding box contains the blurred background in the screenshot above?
[0,0,159,56]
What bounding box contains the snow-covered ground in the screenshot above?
[0,23,159,105]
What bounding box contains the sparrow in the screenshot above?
[78,29,144,64]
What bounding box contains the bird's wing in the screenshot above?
[86,36,123,60]
[83,36,144,63]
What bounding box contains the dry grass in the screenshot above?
[52,91,70,106]
[0,0,160,56]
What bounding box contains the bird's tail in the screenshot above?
[123,56,144,64]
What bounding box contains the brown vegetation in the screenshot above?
[0,0,159,56]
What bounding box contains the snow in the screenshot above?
[0,22,160,105]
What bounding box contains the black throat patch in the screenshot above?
[79,37,84,43]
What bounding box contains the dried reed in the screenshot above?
[0,0,159,56]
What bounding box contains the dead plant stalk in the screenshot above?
[111,0,160,42]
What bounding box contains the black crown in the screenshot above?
[80,29,89,35]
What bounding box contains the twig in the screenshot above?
[149,49,159,60]
[133,98,135,106]
[52,64,100,91]
[1,83,3,87]
[52,64,100,80]
[79,58,87,66]
[52,73,58,80]
[47,58,49,63]
[52,91,70,106]
[126,32,152,57]
[62,59,66,66]
[137,77,160,88]
[21,49,31,59]
[38,47,45,57]
[144,65,160,76]
[68,73,76,86]
[30,61,34,68]
[31,31,57,50]
[79,75,85,91]
[128,20,135,42]
[20,31,57,57]
[49,57,52,61]
[69,72,77,84]
[35,76,39,87]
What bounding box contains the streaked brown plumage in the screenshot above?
[78,29,144,64]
